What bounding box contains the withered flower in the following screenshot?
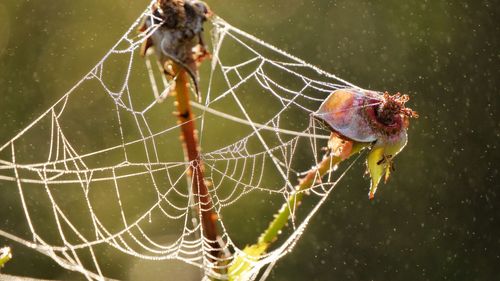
[139,0,211,95]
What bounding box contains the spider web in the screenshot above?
[0,2,372,280]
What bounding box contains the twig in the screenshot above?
[258,142,366,245]
[229,142,367,278]
[171,65,220,259]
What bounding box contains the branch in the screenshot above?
[172,65,220,259]
[228,141,367,279]
[258,142,366,244]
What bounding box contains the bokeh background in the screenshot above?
[0,0,498,280]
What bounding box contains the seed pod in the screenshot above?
[315,88,381,142]
[314,88,417,199]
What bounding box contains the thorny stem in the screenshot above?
[258,143,366,246]
[229,142,367,278]
[172,65,220,259]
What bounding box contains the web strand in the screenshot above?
[0,2,385,280]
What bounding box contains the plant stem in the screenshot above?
[258,142,366,246]
[229,142,367,279]
[172,65,220,259]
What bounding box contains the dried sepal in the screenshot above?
[327,133,354,161]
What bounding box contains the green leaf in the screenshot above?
[0,247,12,269]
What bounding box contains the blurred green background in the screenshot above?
[0,0,498,280]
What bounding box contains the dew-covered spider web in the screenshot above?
[0,2,376,280]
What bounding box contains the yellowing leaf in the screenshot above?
[366,131,408,199]
[0,247,12,269]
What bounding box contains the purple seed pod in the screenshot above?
[314,88,418,199]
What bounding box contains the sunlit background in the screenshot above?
[0,0,498,280]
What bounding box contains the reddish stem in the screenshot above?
[173,66,220,259]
